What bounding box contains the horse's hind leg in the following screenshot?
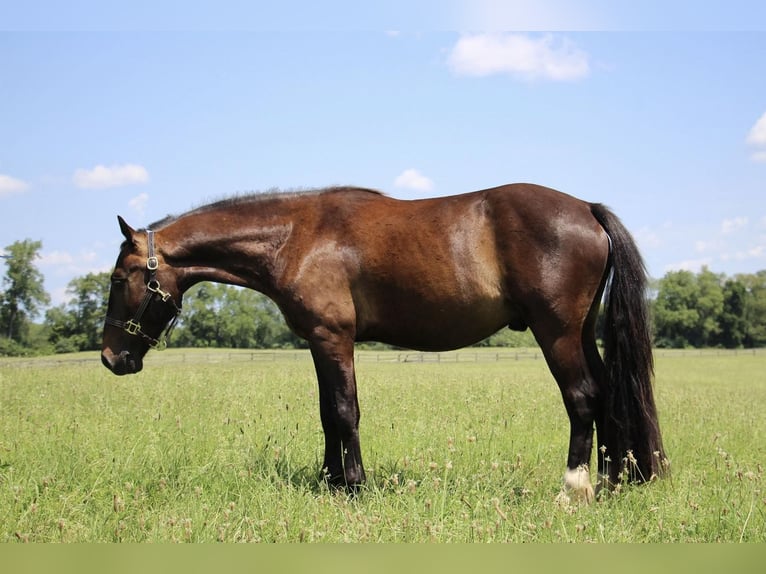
[535,327,601,504]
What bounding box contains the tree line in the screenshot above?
[2,238,766,356]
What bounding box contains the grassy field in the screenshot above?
[0,348,764,542]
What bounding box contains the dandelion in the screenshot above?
[182,518,193,541]
[492,498,507,521]
[114,520,127,540]
[113,494,124,513]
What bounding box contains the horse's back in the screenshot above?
[339,184,607,349]
[279,184,610,350]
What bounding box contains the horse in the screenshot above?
[101,183,667,502]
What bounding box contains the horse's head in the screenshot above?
[101,216,182,375]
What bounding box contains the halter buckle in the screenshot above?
[125,319,141,335]
[147,256,159,271]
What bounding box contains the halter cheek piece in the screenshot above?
[104,230,182,350]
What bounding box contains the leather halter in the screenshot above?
[104,230,182,350]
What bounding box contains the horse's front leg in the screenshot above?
[309,335,366,490]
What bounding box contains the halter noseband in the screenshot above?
[104,230,182,350]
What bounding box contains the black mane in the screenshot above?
[147,186,383,230]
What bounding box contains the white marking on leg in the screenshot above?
[556,465,594,505]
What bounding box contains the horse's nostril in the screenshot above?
[101,350,137,375]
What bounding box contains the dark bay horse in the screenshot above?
[101,183,666,502]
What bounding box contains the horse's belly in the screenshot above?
[356,297,515,352]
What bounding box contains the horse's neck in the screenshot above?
[159,205,293,294]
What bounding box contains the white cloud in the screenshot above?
[129,192,149,215]
[721,244,766,263]
[747,112,766,162]
[447,33,589,81]
[0,174,29,197]
[394,168,434,192]
[38,248,111,294]
[747,112,766,146]
[664,258,713,273]
[37,250,75,267]
[695,240,715,253]
[721,216,748,234]
[635,226,662,249]
[73,163,149,190]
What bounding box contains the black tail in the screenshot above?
[590,204,667,482]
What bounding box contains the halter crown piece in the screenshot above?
[104,230,182,350]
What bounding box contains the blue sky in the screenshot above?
[1,2,766,307]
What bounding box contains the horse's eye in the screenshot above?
[110,275,126,286]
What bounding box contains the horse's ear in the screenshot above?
[117,216,136,242]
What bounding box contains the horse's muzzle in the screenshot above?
[101,350,143,375]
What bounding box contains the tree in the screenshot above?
[173,283,304,349]
[652,267,724,348]
[694,267,725,346]
[740,270,766,347]
[45,271,110,352]
[716,279,747,348]
[0,239,50,346]
[652,270,701,348]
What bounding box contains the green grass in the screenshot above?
[0,349,764,542]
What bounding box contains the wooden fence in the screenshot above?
[2,347,764,371]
